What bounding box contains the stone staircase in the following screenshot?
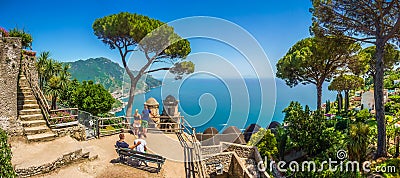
[18,73,56,142]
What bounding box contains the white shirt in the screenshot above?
[134,139,147,153]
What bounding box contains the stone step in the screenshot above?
[21,120,47,127]
[19,109,42,116]
[18,99,37,105]
[18,80,28,84]
[24,126,51,135]
[20,114,43,121]
[18,91,32,95]
[18,85,29,89]
[19,86,31,90]
[19,89,32,93]
[17,95,35,100]
[18,104,40,110]
[18,81,28,85]
[26,132,56,142]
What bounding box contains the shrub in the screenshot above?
[371,158,400,177]
[0,128,16,177]
[8,28,33,49]
[355,109,372,123]
[71,81,115,116]
[389,95,400,103]
[105,125,115,131]
[385,101,400,114]
[247,128,278,159]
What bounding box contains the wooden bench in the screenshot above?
[115,145,166,173]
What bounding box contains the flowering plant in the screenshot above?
[22,50,36,56]
[0,27,9,37]
[49,111,77,125]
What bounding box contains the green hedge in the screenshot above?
[0,128,15,178]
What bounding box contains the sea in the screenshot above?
[116,78,337,132]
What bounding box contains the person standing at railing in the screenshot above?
[132,109,141,136]
[141,105,150,137]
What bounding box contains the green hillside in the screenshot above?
[65,57,161,93]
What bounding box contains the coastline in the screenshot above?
[109,85,161,114]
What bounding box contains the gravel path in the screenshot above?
[11,133,186,178]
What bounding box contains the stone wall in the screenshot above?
[21,54,39,85]
[221,142,255,159]
[15,148,96,177]
[0,37,23,136]
[201,145,221,156]
[203,152,232,175]
[201,142,270,178]
[203,152,253,178]
[52,124,87,141]
[230,153,252,178]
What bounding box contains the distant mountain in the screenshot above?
[65,57,161,93]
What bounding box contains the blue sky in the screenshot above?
[1,0,313,78]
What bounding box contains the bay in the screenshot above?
[117,78,337,132]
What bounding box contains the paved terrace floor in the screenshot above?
[11,133,186,178]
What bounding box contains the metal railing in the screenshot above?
[171,116,206,178]
[95,116,128,137]
[77,110,98,139]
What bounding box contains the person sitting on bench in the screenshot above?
[132,133,148,166]
[116,133,134,149]
[132,133,147,153]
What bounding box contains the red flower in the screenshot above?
[22,50,36,56]
[0,27,9,37]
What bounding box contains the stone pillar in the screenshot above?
[0,37,23,136]
[161,95,180,132]
[162,95,180,117]
[144,97,160,123]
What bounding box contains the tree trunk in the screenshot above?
[126,78,139,117]
[39,76,43,89]
[316,82,323,110]
[395,136,399,157]
[344,90,349,112]
[337,93,342,113]
[51,95,57,110]
[375,41,387,158]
